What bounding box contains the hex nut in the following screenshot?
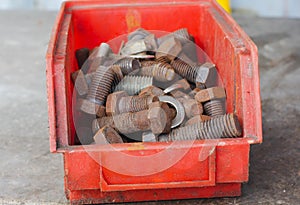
[195,87,226,103]
[106,91,128,116]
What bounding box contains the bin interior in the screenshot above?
[50,0,261,149]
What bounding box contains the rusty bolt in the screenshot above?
[171,59,217,88]
[203,99,226,117]
[71,70,89,96]
[75,48,89,69]
[156,36,182,60]
[140,61,175,82]
[93,125,123,144]
[195,87,226,117]
[177,98,203,119]
[185,115,211,126]
[106,91,159,115]
[159,113,241,141]
[118,95,159,114]
[91,103,170,134]
[106,91,128,116]
[85,65,116,106]
[139,86,164,97]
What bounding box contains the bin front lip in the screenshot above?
[56,137,251,153]
[46,0,262,153]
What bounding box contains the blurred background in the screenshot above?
[0,0,299,204]
[0,0,300,18]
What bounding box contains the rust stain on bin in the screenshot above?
[126,9,141,32]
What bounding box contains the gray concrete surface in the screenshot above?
[0,11,299,205]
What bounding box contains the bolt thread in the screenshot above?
[114,76,153,95]
[204,100,225,117]
[87,66,115,105]
[114,57,141,75]
[155,56,171,64]
[141,61,175,81]
[164,114,241,141]
[171,58,198,83]
[119,95,153,113]
[113,110,150,134]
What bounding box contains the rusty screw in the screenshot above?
[106,91,159,116]
[93,102,171,135]
[171,58,217,88]
[195,87,226,117]
[80,65,123,115]
[140,61,175,82]
[158,113,241,141]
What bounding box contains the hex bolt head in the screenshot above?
[195,62,218,88]
[156,36,182,60]
[93,125,123,144]
[148,101,172,134]
[106,91,128,116]
[79,98,106,116]
[195,87,226,103]
[71,70,89,96]
[178,98,203,119]
[139,86,164,97]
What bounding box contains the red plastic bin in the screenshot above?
[46,0,262,204]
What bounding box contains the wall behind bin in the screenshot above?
[0,0,299,18]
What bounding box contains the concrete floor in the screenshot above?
[0,11,299,205]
